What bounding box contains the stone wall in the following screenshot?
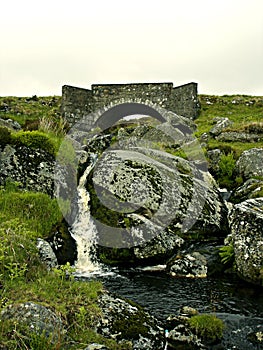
[61,82,199,127]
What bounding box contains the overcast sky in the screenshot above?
[1,0,263,96]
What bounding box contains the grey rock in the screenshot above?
[36,238,58,269]
[0,117,21,130]
[92,145,229,263]
[0,302,65,342]
[209,117,232,136]
[232,178,263,203]
[96,292,164,349]
[235,148,263,179]
[0,144,55,196]
[216,131,263,142]
[166,324,205,349]
[231,198,263,285]
[84,344,109,350]
[207,148,222,173]
[166,251,207,278]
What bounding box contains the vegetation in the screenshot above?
[219,244,235,267]
[187,314,224,342]
[0,183,128,349]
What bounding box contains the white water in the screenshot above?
[70,164,102,275]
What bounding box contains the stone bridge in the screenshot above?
[61,82,199,129]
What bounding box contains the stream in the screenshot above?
[94,267,263,349]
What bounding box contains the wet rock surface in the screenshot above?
[96,292,164,349]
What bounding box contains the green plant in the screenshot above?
[11,130,56,156]
[219,244,235,266]
[0,126,12,146]
[5,262,28,281]
[218,152,236,178]
[39,115,68,136]
[187,314,224,342]
[53,262,76,284]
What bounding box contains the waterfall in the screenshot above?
[70,162,101,276]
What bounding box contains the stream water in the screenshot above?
[95,267,263,349]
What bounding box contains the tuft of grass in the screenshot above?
[187,314,224,342]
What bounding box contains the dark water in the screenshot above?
[97,268,263,349]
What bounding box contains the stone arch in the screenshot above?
[94,100,166,130]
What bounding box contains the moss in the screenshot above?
[111,299,155,341]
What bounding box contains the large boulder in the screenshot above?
[231,198,263,285]
[89,144,229,265]
[235,148,263,180]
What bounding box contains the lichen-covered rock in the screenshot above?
[207,148,222,174]
[232,178,263,203]
[216,131,263,143]
[235,148,263,179]
[96,292,164,349]
[0,117,21,130]
[0,302,65,342]
[0,144,55,196]
[89,143,229,264]
[166,252,207,278]
[231,198,263,285]
[209,117,232,136]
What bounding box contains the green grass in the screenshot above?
[196,94,263,136]
[0,189,62,237]
[0,96,61,127]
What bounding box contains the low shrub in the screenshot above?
[11,130,56,156]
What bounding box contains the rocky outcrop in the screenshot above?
[0,144,55,196]
[235,148,263,179]
[231,198,263,285]
[96,292,164,349]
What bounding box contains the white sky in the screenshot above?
[1,0,263,96]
